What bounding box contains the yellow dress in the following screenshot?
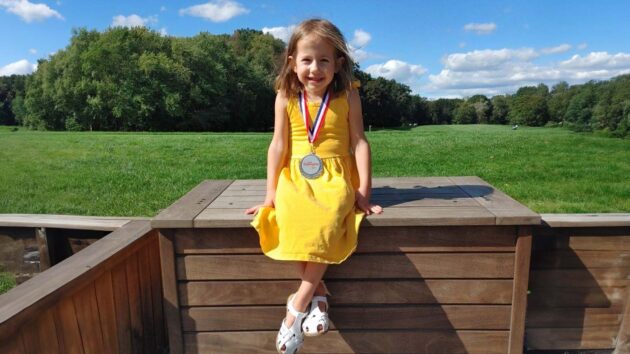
[251,89,364,264]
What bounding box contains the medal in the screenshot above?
[297,90,330,179]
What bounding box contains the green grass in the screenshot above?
[0,270,16,294]
[1,124,628,215]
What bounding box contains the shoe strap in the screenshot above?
[312,296,327,304]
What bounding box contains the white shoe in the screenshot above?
[276,294,307,354]
[302,296,329,337]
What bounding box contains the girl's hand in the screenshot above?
[245,195,275,215]
[355,190,383,215]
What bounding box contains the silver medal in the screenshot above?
[299,153,323,179]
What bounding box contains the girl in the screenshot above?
[246,18,382,354]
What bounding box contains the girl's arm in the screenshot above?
[348,88,383,215]
[245,92,289,214]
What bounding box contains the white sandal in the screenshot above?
[302,296,329,337]
[276,294,308,354]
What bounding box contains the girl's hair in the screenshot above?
[275,18,355,97]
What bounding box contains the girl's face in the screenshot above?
[290,33,342,98]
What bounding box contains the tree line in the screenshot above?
[0,27,629,137]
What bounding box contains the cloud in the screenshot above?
[351,29,371,48]
[366,59,427,83]
[179,0,249,22]
[0,59,37,76]
[0,0,63,22]
[111,14,157,28]
[262,25,295,43]
[424,49,630,98]
[463,22,497,35]
[29,48,37,54]
[443,48,538,71]
[540,44,571,55]
[577,43,588,50]
[159,27,168,36]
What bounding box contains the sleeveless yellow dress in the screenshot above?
[251,89,365,264]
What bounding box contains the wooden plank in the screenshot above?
[177,253,515,280]
[125,253,143,354]
[94,271,118,354]
[568,235,630,251]
[20,308,60,354]
[508,228,531,354]
[158,229,183,354]
[615,286,630,353]
[450,176,540,225]
[0,214,145,230]
[174,226,517,254]
[35,227,51,271]
[148,236,167,352]
[110,262,131,354]
[73,284,105,354]
[528,286,626,308]
[137,246,156,354]
[530,268,630,288]
[532,250,630,269]
[0,336,26,354]
[194,206,498,228]
[185,330,509,354]
[151,180,233,228]
[0,221,152,343]
[220,187,481,197]
[52,297,84,354]
[181,304,511,331]
[208,194,482,208]
[541,213,630,227]
[180,279,514,306]
[527,326,618,350]
[527,307,623,328]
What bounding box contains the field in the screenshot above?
[0,124,628,216]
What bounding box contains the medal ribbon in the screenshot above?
[298,90,330,144]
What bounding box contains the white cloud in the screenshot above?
[351,29,371,48]
[577,43,588,50]
[29,48,37,54]
[0,0,63,22]
[540,44,571,55]
[349,46,370,63]
[179,0,249,22]
[112,14,157,28]
[443,48,538,71]
[0,59,37,76]
[262,25,295,43]
[463,22,497,35]
[159,27,168,36]
[366,59,427,83]
[424,49,630,98]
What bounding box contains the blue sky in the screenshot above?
[2,0,630,98]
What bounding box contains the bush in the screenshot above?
[0,270,16,294]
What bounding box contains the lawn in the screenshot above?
[0,124,628,216]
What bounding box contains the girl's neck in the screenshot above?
[303,87,329,103]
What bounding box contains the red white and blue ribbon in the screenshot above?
[298,90,330,144]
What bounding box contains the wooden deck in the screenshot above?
[153,177,540,354]
[1,177,629,354]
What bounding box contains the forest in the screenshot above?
[0,27,629,137]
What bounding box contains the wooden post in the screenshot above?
[614,288,630,354]
[35,227,51,271]
[159,229,183,354]
[508,226,532,354]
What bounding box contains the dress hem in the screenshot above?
[261,246,357,265]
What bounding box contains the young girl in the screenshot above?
[246,18,382,354]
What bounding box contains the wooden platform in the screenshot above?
[153,177,540,354]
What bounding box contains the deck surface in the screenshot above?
[152,176,540,228]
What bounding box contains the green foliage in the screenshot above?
[453,101,477,124]
[0,75,26,125]
[490,95,509,124]
[508,84,549,126]
[0,270,16,294]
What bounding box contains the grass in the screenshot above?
[0,124,629,216]
[0,269,17,294]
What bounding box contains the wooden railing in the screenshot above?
[0,220,168,354]
[527,214,630,354]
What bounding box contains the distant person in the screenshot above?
[245,18,382,354]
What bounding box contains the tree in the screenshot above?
[508,84,549,126]
[453,101,477,124]
[467,94,492,123]
[490,95,509,124]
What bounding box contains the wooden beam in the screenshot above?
[158,229,183,354]
[508,226,532,354]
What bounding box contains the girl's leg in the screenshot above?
[284,262,328,327]
[295,261,326,296]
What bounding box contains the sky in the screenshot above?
[2,0,630,98]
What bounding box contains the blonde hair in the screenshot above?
[275,18,355,97]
